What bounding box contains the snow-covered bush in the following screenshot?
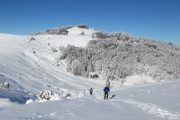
[52,47,58,52]
[77,24,89,29]
[0,82,10,90]
[39,90,52,100]
[144,41,157,49]
[92,32,109,39]
[59,32,180,83]
[89,72,99,78]
[34,26,73,35]
[37,89,71,101]
[80,31,85,35]
[29,37,35,41]
[92,32,130,41]
[168,42,173,45]
[3,82,10,89]
[46,28,68,35]
[27,88,85,104]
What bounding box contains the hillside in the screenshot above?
[59,31,180,84]
[0,26,102,102]
[0,25,180,120]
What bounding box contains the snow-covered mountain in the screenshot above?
[0,26,100,101]
[0,25,180,120]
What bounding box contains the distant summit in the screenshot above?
[28,24,180,82]
[33,24,90,35]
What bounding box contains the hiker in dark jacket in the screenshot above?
[103,85,110,100]
[90,88,93,95]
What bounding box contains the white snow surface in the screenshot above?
[0,27,180,120]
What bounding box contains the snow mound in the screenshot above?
[0,98,18,107]
[67,26,96,36]
[124,75,155,86]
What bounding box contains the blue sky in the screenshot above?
[0,0,179,44]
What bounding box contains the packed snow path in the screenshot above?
[114,99,180,120]
[0,80,180,120]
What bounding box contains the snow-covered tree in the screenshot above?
[59,32,180,83]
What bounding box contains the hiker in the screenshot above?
[104,85,110,100]
[90,88,93,95]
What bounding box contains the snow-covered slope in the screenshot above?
[1,80,180,120]
[0,27,104,103]
[0,26,180,120]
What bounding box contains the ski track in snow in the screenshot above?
[112,98,180,120]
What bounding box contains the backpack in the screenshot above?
[104,86,110,92]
